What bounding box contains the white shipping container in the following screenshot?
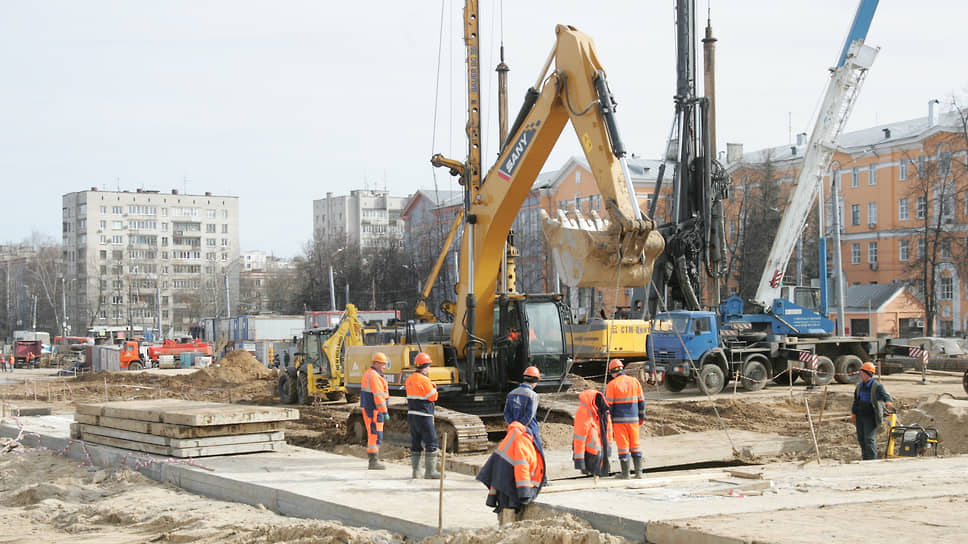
[241,316,303,341]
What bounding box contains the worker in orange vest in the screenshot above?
[605,359,645,478]
[405,352,440,479]
[573,388,613,476]
[360,352,390,470]
[476,419,545,514]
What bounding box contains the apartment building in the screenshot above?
[61,188,240,338]
[313,190,408,250]
[728,105,967,335]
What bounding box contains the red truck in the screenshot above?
[147,339,213,366]
[14,340,43,368]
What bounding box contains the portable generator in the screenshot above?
[887,424,940,457]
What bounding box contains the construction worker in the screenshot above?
[7,353,13,372]
[405,351,440,479]
[572,388,613,476]
[605,359,645,478]
[360,352,390,470]
[504,365,543,456]
[476,419,545,515]
[851,361,895,460]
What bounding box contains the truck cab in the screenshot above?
[647,310,722,391]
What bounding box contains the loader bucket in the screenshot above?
[541,207,665,288]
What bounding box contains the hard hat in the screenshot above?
[414,352,432,367]
[372,352,388,364]
[608,359,624,372]
[523,366,541,379]
[860,362,876,374]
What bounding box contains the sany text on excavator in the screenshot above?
[343,4,663,453]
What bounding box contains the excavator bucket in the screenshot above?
[541,206,665,288]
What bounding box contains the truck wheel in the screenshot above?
[698,364,726,394]
[665,375,689,392]
[277,374,295,404]
[128,361,144,371]
[741,360,769,391]
[834,355,862,384]
[297,371,311,405]
[806,356,835,386]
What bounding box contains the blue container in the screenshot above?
[179,352,196,368]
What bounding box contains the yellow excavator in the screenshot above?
[344,6,663,453]
[278,304,365,405]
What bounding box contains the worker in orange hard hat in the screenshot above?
[851,361,894,460]
[605,359,645,478]
[405,351,440,480]
[476,416,545,515]
[504,365,544,458]
[360,352,390,470]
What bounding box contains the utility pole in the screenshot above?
[224,273,231,318]
[61,277,68,337]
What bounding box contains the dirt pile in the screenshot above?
[0,450,405,543]
[186,350,277,387]
[420,507,632,544]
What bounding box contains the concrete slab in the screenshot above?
[75,399,299,426]
[74,413,285,438]
[75,423,284,448]
[3,412,968,543]
[454,429,811,479]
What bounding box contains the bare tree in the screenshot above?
[900,116,968,335]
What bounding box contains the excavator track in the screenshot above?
[346,402,489,454]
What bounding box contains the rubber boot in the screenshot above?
[618,459,630,479]
[410,452,422,479]
[632,457,643,479]
[424,450,441,479]
[367,452,386,470]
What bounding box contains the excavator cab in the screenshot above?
[493,295,569,394]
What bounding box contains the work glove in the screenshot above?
[851,413,856,421]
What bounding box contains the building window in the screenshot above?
[898,239,909,262]
[851,204,860,226]
[868,164,876,185]
[867,241,878,264]
[917,156,926,178]
[899,160,907,181]
[112,206,123,214]
[222,210,228,219]
[112,221,123,229]
[111,235,124,245]
[941,238,951,259]
[851,243,861,265]
[222,224,228,233]
[112,295,124,305]
[867,202,877,226]
[207,209,216,218]
[939,151,951,177]
[206,224,216,233]
[851,167,859,188]
[940,277,953,300]
[898,199,909,221]
[100,206,107,213]
[917,238,925,259]
[916,196,926,219]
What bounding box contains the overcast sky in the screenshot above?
[1,1,964,258]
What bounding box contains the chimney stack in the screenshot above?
[726,143,744,164]
[928,99,940,127]
[172,189,179,195]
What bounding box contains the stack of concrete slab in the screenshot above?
[70,399,299,458]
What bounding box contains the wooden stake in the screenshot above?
[438,433,447,535]
[732,371,739,396]
[104,376,109,401]
[788,361,793,396]
[804,397,822,465]
[816,386,829,433]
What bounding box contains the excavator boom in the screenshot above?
[451,24,664,354]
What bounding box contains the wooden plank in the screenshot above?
[94,416,285,439]
[78,423,284,448]
[159,404,299,427]
[73,413,99,425]
[75,400,298,426]
[79,431,287,458]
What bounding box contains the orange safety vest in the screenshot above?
[495,421,544,494]
[573,389,612,460]
[404,371,438,416]
[360,367,389,417]
[605,373,645,424]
